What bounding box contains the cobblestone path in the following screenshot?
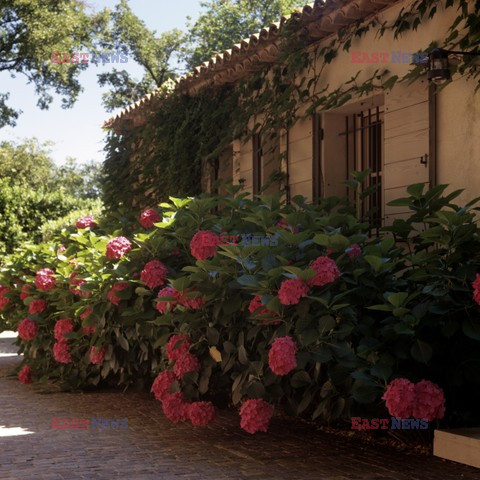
[1,333,479,480]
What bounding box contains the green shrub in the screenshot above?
[1,181,480,432]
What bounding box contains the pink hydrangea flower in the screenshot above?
[173,353,201,379]
[190,230,219,260]
[307,256,340,287]
[278,278,308,305]
[28,299,47,315]
[248,295,280,324]
[155,286,179,314]
[177,290,205,310]
[141,260,168,289]
[151,370,176,401]
[54,318,74,341]
[80,308,95,335]
[0,285,10,310]
[268,336,297,376]
[35,268,56,291]
[140,209,161,228]
[105,236,132,260]
[89,346,106,365]
[162,392,189,423]
[57,245,67,255]
[107,282,129,306]
[412,380,446,421]
[17,318,38,340]
[382,378,415,419]
[276,218,300,234]
[76,215,97,229]
[18,365,33,384]
[53,341,72,364]
[188,401,216,426]
[166,334,192,362]
[346,244,362,258]
[240,399,274,434]
[20,284,32,300]
[472,274,480,305]
[69,273,91,298]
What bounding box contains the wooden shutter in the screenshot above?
[383,77,435,224]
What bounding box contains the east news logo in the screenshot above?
[351,417,429,430]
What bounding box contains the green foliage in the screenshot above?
[102,86,238,211]
[41,199,104,242]
[2,183,480,428]
[183,0,306,70]
[0,0,108,126]
[98,0,184,111]
[0,139,104,253]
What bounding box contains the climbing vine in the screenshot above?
[103,0,479,212]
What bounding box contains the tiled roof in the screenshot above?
[105,0,400,132]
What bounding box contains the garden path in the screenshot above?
[1,332,479,480]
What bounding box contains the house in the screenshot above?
[104,0,480,225]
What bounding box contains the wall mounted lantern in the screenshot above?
[428,48,480,85]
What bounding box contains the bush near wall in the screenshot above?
[1,182,480,433]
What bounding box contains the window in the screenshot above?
[252,133,262,194]
[340,107,384,233]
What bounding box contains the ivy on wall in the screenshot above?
[103,0,479,213]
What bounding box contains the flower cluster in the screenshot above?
[188,402,216,426]
[151,370,176,401]
[166,335,192,362]
[69,273,91,298]
[107,282,129,305]
[173,353,201,379]
[162,392,189,423]
[53,341,72,364]
[155,286,179,314]
[0,285,10,310]
[278,278,308,305]
[307,256,340,287]
[76,215,97,229]
[89,346,106,365]
[141,260,168,289]
[156,288,205,314]
[105,237,132,260]
[20,284,31,300]
[17,318,38,340]
[382,378,445,421]
[28,299,47,315]
[268,336,297,376]
[18,365,33,384]
[54,318,74,341]
[140,209,161,228]
[346,244,362,258]
[190,230,219,260]
[35,268,56,291]
[472,273,480,305]
[239,399,274,434]
[80,308,95,335]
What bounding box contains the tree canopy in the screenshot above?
[0,0,108,127]
[183,0,305,70]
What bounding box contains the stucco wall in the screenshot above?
[233,0,480,206]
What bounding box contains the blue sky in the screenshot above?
[0,0,203,166]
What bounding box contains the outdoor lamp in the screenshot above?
[428,47,480,85]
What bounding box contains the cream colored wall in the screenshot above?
[437,76,480,205]
[233,0,480,204]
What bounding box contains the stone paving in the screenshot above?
[1,332,480,480]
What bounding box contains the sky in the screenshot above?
[0,0,204,166]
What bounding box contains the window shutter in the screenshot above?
[383,77,434,224]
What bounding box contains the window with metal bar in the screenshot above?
[340,107,384,234]
[252,133,262,195]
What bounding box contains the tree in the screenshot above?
[0,0,108,127]
[183,0,305,70]
[0,139,103,253]
[98,0,184,111]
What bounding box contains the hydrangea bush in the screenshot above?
[1,182,480,433]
